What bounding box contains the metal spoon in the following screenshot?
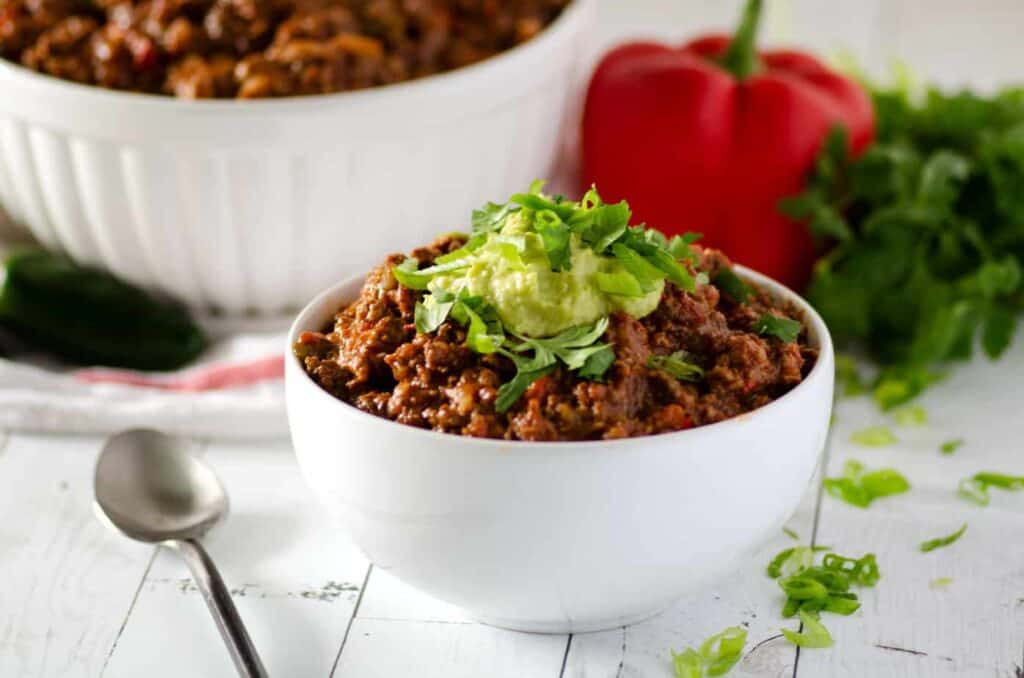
[94,429,268,678]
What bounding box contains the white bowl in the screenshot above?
[0,0,592,314]
[285,266,834,633]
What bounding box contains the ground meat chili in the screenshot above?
[295,236,819,442]
[0,0,569,98]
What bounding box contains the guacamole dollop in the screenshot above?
[429,212,663,337]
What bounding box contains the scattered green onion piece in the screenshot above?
[919,523,967,553]
[783,527,800,541]
[892,405,927,426]
[850,426,898,446]
[929,577,953,590]
[781,610,834,648]
[671,648,703,678]
[939,438,964,455]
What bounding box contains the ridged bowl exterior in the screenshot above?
[0,0,592,313]
[285,267,835,633]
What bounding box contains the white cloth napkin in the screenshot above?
[0,313,291,440]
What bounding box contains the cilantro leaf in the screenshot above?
[577,345,615,380]
[755,314,801,342]
[713,268,751,303]
[495,365,554,414]
[648,352,704,381]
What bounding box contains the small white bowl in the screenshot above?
[0,0,592,313]
[285,267,834,633]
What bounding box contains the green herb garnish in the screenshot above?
[671,626,747,678]
[939,438,964,455]
[849,426,898,446]
[783,527,800,540]
[754,313,801,342]
[892,405,927,426]
[392,182,711,412]
[824,459,910,507]
[782,83,1024,411]
[767,546,878,647]
[929,577,953,589]
[648,351,704,381]
[919,523,967,552]
[713,268,750,303]
[781,610,834,649]
[957,471,1024,506]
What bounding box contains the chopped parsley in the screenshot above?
[781,83,1024,411]
[849,426,898,446]
[919,523,967,553]
[939,438,964,455]
[824,459,910,508]
[754,313,801,343]
[671,626,747,678]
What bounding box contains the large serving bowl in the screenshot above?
[285,266,834,633]
[0,0,592,314]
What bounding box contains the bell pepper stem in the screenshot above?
[719,0,763,79]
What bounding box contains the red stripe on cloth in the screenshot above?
[72,355,285,392]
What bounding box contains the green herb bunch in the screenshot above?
[391,182,704,412]
[783,86,1024,409]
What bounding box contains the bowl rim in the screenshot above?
[0,0,589,113]
[286,262,835,450]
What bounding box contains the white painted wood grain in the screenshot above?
[795,337,1024,677]
[0,434,154,678]
[102,438,370,678]
[560,462,824,678]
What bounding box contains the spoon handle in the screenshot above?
[172,538,269,678]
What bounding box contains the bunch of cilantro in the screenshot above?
[783,85,1024,409]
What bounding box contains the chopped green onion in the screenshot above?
[919,523,967,553]
[783,527,800,540]
[391,257,471,290]
[929,577,953,590]
[754,314,801,342]
[781,610,834,649]
[850,426,898,446]
[594,270,644,297]
[671,626,747,678]
[957,472,1024,506]
[671,648,702,678]
[824,460,909,508]
[892,405,927,426]
[939,438,964,455]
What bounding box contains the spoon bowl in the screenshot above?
[95,429,228,542]
[93,428,267,678]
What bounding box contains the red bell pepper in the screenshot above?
[581,0,874,290]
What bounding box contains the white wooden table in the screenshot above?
[2,335,1023,678]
